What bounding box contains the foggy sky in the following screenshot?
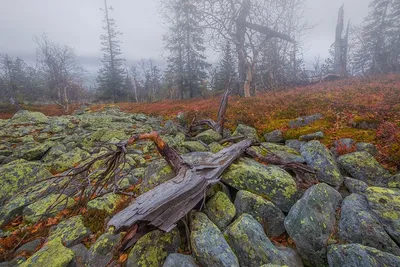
[0,0,369,73]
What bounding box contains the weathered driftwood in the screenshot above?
[108,138,253,233]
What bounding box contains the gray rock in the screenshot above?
[344,177,368,194]
[87,230,122,267]
[365,187,400,244]
[338,194,400,255]
[300,141,343,187]
[204,191,236,230]
[258,143,305,163]
[276,246,304,267]
[232,124,259,143]
[127,228,181,267]
[163,120,178,135]
[16,239,42,254]
[264,130,284,143]
[9,110,49,125]
[234,190,285,237]
[140,159,175,193]
[195,129,222,144]
[327,244,400,267]
[356,142,378,156]
[284,183,342,266]
[190,212,239,267]
[389,173,400,188]
[285,139,305,152]
[48,215,91,247]
[222,157,298,212]
[224,214,286,267]
[182,141,208,152]
[331,138,356,157]
[68,244,88,267]
[299,131,324,141]
[289,113,322,128]
[162,254,198,267]
[338,151,391,186]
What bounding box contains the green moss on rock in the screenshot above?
[196,129,222,144]
[50,147,90,173]
[204,191,236,230]
[87,193,123,215]
[48,215,91,247]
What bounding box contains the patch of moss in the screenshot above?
[82,209,109,234]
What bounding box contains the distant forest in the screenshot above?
[1,0,400,110]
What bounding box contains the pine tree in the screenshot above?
[213,42,237,92]
[96,0,126,102]
[163,0,209,99]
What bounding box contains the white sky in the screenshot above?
[0,0,369,72]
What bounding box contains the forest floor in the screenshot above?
[1,74,400,170]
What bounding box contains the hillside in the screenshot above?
[2,74,400,169]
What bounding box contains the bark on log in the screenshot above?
[108,139,252,233]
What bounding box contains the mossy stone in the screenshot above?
[195,129,222,144]
[10,110,49,125]
[140,159,175,194]
[87,229,122,267]
[87,193,123,215]
[48,215,91,247]
[209,142,224,153]
[20,237,74,267]
[232,124,259,143]
[204,191,236,230]
[127,228,181,267]
[50,147,90,173]
[182,141,208,152]
[221,157,298,212]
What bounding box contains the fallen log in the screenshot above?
[108,138,253,233]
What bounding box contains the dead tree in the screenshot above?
[333,4,350,77]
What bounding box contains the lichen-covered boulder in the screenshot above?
[234,190,286,237]
[13,141,54,161]
[204,191,236,230]
[343,177,368,194]
[276,246,304,267]
[69,243,88,267]
[289,113,323,128]
[222,157,298,212]
[9,110,49,125]
[209,142,224,153]
[327,244,400,267]
[258,143,305,163]
[162,253,198,267]
[224,214,286,267]
[42,144,67,163]
[48,216,91,247]
[389,173,400,188]
[299,131,324,141]
[338,151,392,186]
[0,159,52,202]
[195,129,222,144]
[49,147,90,173]
[20,238,74,267]
[182,141,208,152]
[23,194,76,224]
[264,130,284,143]
[365,187,400,244]
[285,139,305,152]
[140,159,175,194]
[232,124,259,142]
[99,130,129,142]
[86,230,122,267]
[16,239,42,254]
[355,142,378,156]
[300,141,343,187]
[127,228,181,267]
[87,193,123,215]
[190,212,239,267]
[338,193,400,255]
[284,183,342,266]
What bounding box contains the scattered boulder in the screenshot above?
[140,159,175,193]
[224,214,286,267]
[204,191,236,230]
[264,130,284,143]
[343,177,368,194]
[182,141,208,152]
[327,244,400,267]
[127,228,181,267]
[338,193,400,255]
[23,194,76,224]
[259,143,305,163]
[163,254,198,267]
[284,183,342,266]
[222,157,298,212]
[16,239,42,254]
[289,113,322,128]
[87,193,123,215]
[49,147,90,173]
[68,244,88,267]
[300,141,343,187]
[355,142,378,156]
[285,139,305,152]
[13,141,54,161]
[9,110,49,125]
[232,124,259,143]
[0,159,52,202]
[389,173,400,188]
[86,230,122,267]
[19,237,74,267]
[190,212,239,267]
[209,142,224,153]
[299,131,324,141]
[234,190,285,237]
[338,151,391,186]
[48,215,91,247]
[276,246,304,267]
[365,187,400,244]
[195,129,222,144]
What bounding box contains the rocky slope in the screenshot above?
[0,107,399,267]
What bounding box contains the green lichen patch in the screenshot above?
[87,193,123,215]
[48,215,91,247]
[127,228,181,267]
[182,141,208,152]
[49,147,90,173]
[20,237,74,267]
[10,110,49,125]
[195,129,222,144]
[232,124,259,143]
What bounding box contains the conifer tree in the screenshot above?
[213,42,237,92]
